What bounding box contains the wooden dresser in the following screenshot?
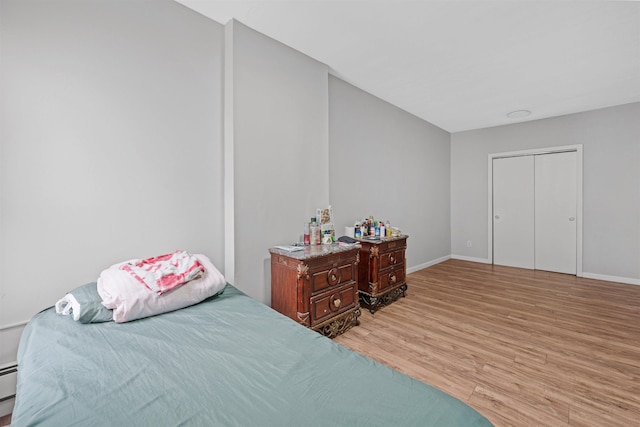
[269,244,361,338]
[356,235,408,313]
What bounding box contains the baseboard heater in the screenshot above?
[0,363,18,403]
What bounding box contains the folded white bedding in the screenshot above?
[97,253,226,323]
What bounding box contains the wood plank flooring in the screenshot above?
[334,259,640,427]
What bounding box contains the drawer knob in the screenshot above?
[389,255,395,263]
[327,268,340,286]
[389,274,396,284]
[333,298,341,308]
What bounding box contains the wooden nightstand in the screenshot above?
[269,244,361,338]
[356,235,408,313]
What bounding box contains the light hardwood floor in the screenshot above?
[334,259,640,427]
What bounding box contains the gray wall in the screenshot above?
[231,21,330,304]
[329,77,451,270]
[451,102,640,282]
[0,0,225,360]
[3,0,638,388]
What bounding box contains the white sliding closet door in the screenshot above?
[492,156,535,269]
[534,152,577,274]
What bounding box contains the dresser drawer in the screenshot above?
[379,267,405,291]
[310,261,356,294]
[310,282,357,325]
[375,239,406,253]
[380,249,405,269]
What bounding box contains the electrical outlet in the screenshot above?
[467,240,472,248]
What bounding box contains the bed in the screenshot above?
[12,284,493,426]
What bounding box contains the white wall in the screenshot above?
[328,77,451,270]
[231,21,330,304]
[0,0,225,364]
[451,103,640,282]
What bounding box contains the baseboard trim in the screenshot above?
[0,320,29,332]
[582,272,640,286]
[407,255,451,274]
[450,254,491,264]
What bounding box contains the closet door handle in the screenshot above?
[569,217,575,221]
[494,215,500,220]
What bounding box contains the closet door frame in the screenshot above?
[487,144,583,276]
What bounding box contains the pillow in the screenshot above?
[54,282,114,323]
[97,253,226,323]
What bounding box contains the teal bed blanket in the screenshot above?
[13,285,492,426]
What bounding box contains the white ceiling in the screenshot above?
[176,1,640,133]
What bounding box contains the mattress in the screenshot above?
[12,285,493,426]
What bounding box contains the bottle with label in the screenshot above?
[386,219,392,237]
[380,222,386,239]
[355,220,362,239]
[315,221,322,245]
[309,218,318,246]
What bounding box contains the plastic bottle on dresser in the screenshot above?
[315,221,322,245]
[380,222,386,239]
[304,222,310,245]
[310,218,318,246]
